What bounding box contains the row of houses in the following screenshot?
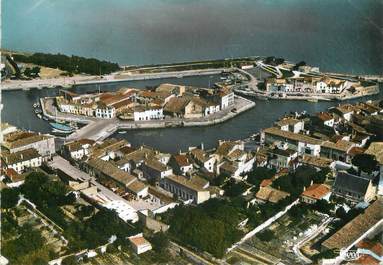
[62,135,255,205]
[55,83,235,121]
[259,100,383,205]
[1,126,56,175]
[265,75,362,94]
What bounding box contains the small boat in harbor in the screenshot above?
[118,130,127,134]
[50,122,74,133]
[37,114,42,119]
[42,116,49,121]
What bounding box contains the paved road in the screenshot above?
[232,247,276,265]
[293,217,334,264]
[169,241,216,265]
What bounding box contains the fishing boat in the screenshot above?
[42,116,49,121]
[118,130,127,134]
[49,122,74,133]
[37,114,42,119]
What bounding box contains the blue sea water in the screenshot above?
[3,0,383,74]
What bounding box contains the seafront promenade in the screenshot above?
[41,96,255,142]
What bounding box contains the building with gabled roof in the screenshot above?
[1,148,42,174]
[332,171,376,204]
[141,159,173,181]
[86,158,137,188]
[2,131,55,158]
[322,199,383,252]
[168,154,193,175]
[255,186,290,203]
[301,184,331,204]
[128,233,152,254]
[160,174,210,204]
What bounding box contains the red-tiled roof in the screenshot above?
[301,184,330,200]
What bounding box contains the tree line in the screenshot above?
[13,53,121,75]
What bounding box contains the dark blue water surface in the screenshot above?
[3,0,383,74]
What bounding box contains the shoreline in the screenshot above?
[234,84,380,101]
[1,68,227,91]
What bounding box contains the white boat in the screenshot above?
[118,130,127,134]
[37,114,42,119]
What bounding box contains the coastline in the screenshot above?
[234,84,380,102]
[1,68,227,91]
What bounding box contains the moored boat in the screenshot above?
[49,122,74,133]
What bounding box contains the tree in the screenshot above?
[211,174,227,186]
[257,229,275,242]
[166,200,243,258]
[352,154,378,174]
[1,188,20,209]
[247,167,276,193]
[312,200,333,214]
[223,180,247,197]
[151,232,169,254]
[61,255,78,265]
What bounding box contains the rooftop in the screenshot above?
[263,127,322,145]
[2,132,53,150]
[321,140,354,152]
[365,142,383,165]
[301,184,331,200]
[301,155,333,168]
[173,154,191,167]
[87,158,137,187]
[2,148,40,165]
[322,199,383,250]
[256,186,290,203]
[275,117,302,127]
[333,171,372,196]
[144,159,169,172]
[127,180,147,195]
[164,174,208,192]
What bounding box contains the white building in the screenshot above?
[133,107,164,121]
[2,148,42,174]
[220,90,235,109]
[275,118,305,133]
[2,133,56,158]
[63,139,93,160]
[95,106,115,119]
[315,78,347,94]
[160,174,210,204]
[204,104,220,116]
[128,233,152,254]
